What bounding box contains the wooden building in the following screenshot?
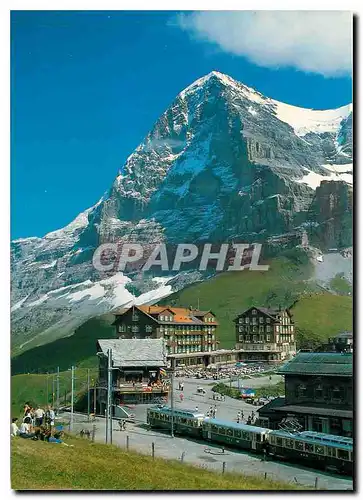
[234,306,296,363]
[113,305,219,357]
[258,352,353,437]
[96,338,168,408]
[319,331,353,353]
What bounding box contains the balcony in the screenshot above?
[237,343,284,352]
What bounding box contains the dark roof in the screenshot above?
[257,397,286,415]
[274,405,352,419]
[332,331,353,339]
[277,352,352,377]
[97,339,166,368]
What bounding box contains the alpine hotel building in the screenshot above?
[234,306,296,362]
[113,305,219,361]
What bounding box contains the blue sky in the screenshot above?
[11,10,352,239]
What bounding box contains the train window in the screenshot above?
[305,443,314,453]
[295,441,304,451]
[234,430,241,438]
[242,431,250,440]
[286,439,294,448]
[226,428,233,437]
[269,436,275,444]
[181,418,187,424]
[326,447,335,457]
[337,449,349,460]
[255,434,261,442]
[219,427,226,435]
[276,437,283,446]
[211,425,218,433]
[315,445,325,455]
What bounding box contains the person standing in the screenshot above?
[241,410,244,421]
[180,393,184,402]
[34,406,45,427]
[195,406,198,413]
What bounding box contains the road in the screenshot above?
[58,376,353,490]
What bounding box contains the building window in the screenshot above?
[266,335,270,341]
[259,317,264,324]
[118,325,126,333]
[332,386,344,402]
[131,325,139,333]
[252,309,257,315]
[146,325,153,333]
[266,326,271,333]
[276,326,280,332]
[297,384,307,398]
[245,317,249,324]
[266,317,271,323]
[315,384,323,399]
[132,312,139,321]
[239,318,243,324]
[239,326,244,333]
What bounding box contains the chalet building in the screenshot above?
[234,307,296,363]
[318,331,353,353]
[258,352,353,437]
[113,305,219,358]
[96,338,168,408]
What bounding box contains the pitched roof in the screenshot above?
[97,339,166,367]
[277,352,352,377]
[115,305,219,325]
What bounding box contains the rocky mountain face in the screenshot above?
[11,71,353,352]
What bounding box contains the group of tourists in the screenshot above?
[206,405,218,418]
[11,402,60,442]
[236,410,256,425]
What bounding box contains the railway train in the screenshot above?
[147,406,353,476]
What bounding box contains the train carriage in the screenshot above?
[202,418,272,453]
[147,406,204,438]
[267,430,353,475]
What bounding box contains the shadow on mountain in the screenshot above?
[11,314,116,375]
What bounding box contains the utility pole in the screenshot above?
[56,367,60,415]
[46,373,49,406]
[87,369,90,422]
[105,351,110,444]
[52,374,55,407]
[108,349,113,445]
[70,366,75,432]
[93,379,97,415]
[170,358,175,438]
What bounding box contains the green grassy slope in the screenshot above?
[11,436,302,490]
[11,314,115,375]
[11,368,97,418]
[291,293,353,349]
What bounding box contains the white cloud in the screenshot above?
[177,11,352,77]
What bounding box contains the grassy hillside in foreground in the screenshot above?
[11,436,302,490]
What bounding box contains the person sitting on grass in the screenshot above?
[43,428,73,446]
[19,417,36,439]
[11,418,19,437]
